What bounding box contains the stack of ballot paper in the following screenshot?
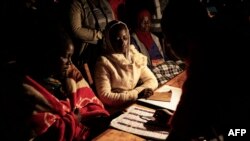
[110,105,169,140]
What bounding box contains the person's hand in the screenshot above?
[153,109,173,123]
[138,88,153,99]
[97,30,103,40]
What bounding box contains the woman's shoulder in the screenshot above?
[129,44,138,52]
[130,45,145,55]
[129,45,147,65]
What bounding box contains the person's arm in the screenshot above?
[94,58,139,106]
[67,64,90,87]
[129,45,159,90]
[69,0,102,42]
[136,65,159,91]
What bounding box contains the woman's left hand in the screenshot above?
[138,88,153,99]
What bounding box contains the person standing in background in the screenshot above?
[69,0,115,86]
[150,0,169,33]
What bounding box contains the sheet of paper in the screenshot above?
[110,105,169,140]
[147,91,172,102]
[138,85,182,111]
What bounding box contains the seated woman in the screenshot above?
[3,28,110,141]
[130,9,184,85]
[94,20,158,112]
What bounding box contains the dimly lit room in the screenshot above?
[1,0,249,140]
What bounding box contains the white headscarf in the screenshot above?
[103,20,130,59]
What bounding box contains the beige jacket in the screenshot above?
[95,45,158,107]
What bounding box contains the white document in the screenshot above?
[110,105,169,140]
[138,85,182,111]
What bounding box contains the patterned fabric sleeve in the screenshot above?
[22,65,109,141]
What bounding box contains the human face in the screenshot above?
[140,16,151,32]
[58,44,74,77]
[111,29,129,54]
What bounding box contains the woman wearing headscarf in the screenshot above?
[94,20,158,112]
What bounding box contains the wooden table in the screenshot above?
[91,70,187,141]
[162,70,187,88]
[92,128,146,141]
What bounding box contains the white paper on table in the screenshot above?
[137,85,182,111]
[110,105,169,140]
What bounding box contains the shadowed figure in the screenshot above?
[161,0,250,140]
